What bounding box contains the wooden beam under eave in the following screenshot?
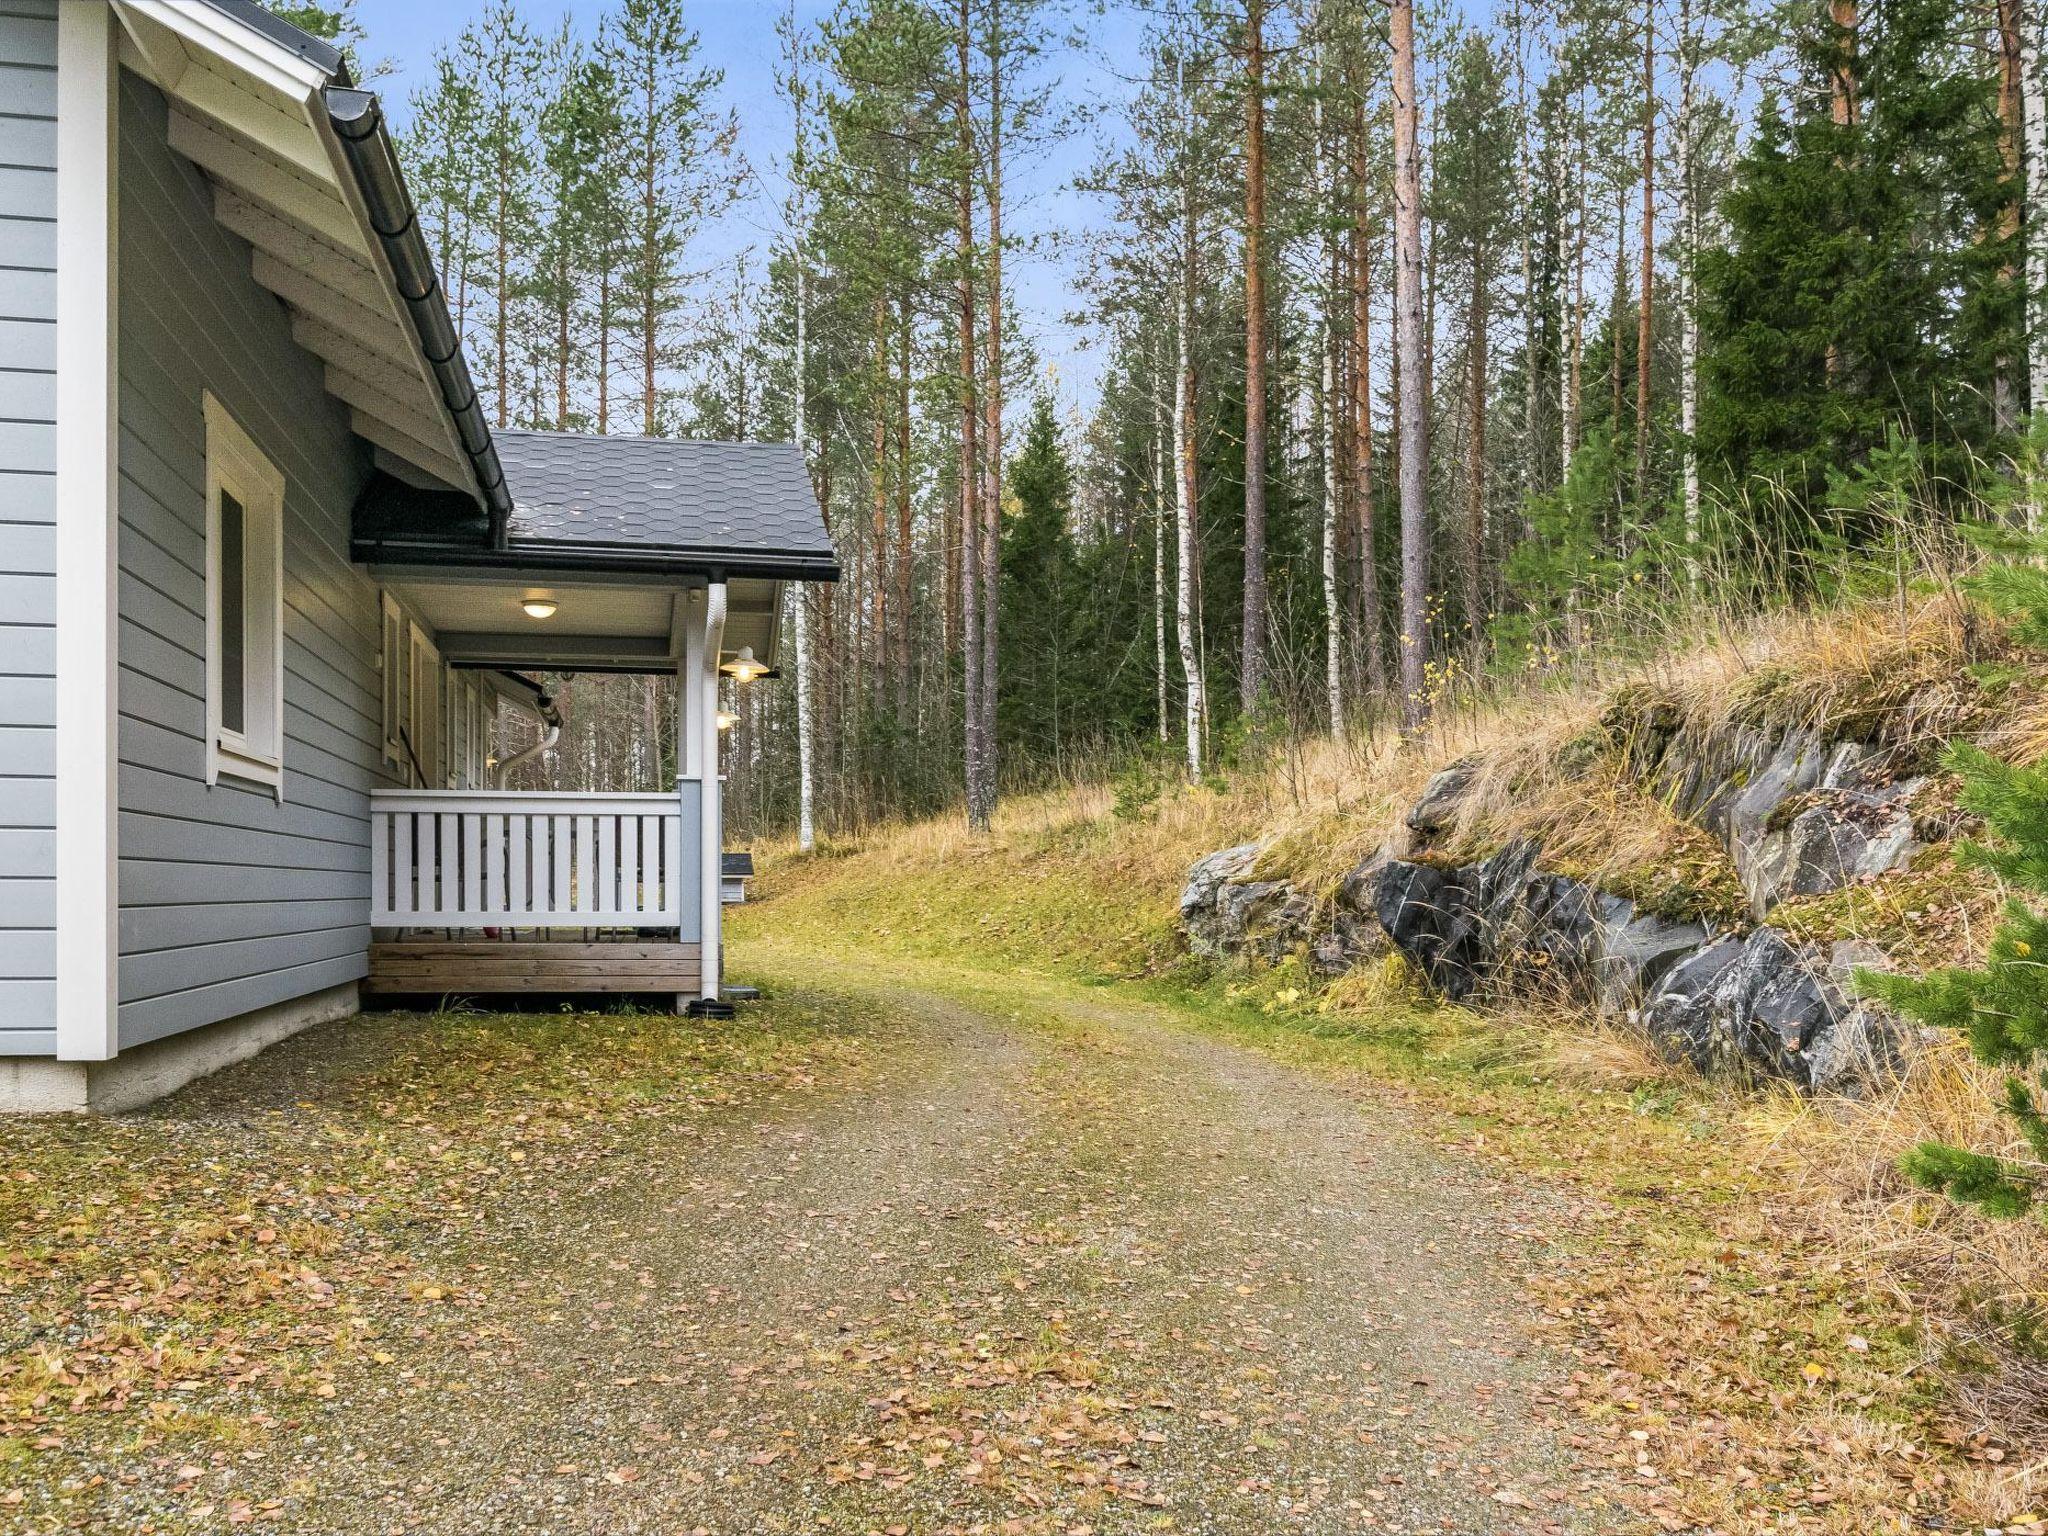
[433,632,678,669]
[166,106,360,249]
[249,251,416,370]
[214,188,387,315]
[170,55,335,184]
[324,363,464,467]
[290,313,437,402]
[346,409,473,494]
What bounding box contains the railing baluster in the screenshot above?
[552,814,571,922]
[370,808,389,924]
[464,812,483,916]
[620,815,643,917]
[393,813,414,921]
[597,813,618,920]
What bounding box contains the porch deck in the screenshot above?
[366,789,710,1000]
[366,940,702,996]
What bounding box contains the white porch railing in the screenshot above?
[370,790,696,928]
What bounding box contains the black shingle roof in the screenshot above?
[352,431,839,581]
[496,431,834,565]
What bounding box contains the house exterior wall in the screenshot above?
[114,71,394,1050]
[0,0,61,1052]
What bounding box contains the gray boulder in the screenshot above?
[1804,1002,1913,1097]
[1179,843,1260,957]
[1309,849,1395,977]
[1639,926,1908,1090]
[1178,843,1314,962]
[1374,840,1546,999]
[1407,757,1480,841]
[1590,902,1714,1017]
[1375,859,1479,997]
[1739,780,1923,918]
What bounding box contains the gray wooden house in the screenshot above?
[1,0,835,1110]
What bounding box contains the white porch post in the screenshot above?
[54,2,121,1063]
[698,583,727,1009]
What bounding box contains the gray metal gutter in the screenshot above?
[324,87,511,548]
[353,532,843,585]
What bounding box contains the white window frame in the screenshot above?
[203,392,286,795]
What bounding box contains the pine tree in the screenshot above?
[1867,541,2048,1218]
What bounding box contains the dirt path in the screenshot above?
[155,977,1640,1535]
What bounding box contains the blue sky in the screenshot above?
[349,0,1133,413]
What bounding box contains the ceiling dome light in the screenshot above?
[720,645,768,683]
[521,594,558,620]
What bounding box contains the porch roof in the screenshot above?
[351,432,840,584]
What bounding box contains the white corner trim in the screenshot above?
[54,1,121,1063]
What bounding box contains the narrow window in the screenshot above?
[204,394,285,794]
[218,491,246,735]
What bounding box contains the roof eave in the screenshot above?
[352,534,842,585]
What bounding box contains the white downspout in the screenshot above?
[697,583,727,1009]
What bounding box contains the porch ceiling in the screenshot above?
[378,573,785,675]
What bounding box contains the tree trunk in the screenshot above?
[1315,51,1344,732]
[895,298,913,721]
[1350,84,1386,700]
[794,265,816,850]
[1565,100,1587,474]
[597,262,611,434]
[1999,0,2025,433]
[1177,60,1207,777]
[1611,188,1628,445]
[1515,0,1538,498]
[979,0,1004,825]
[1831,0,1859,127]
[955,8,987,831]
[1240,0,1270,712]
[1465,247,1488,672]
[1154,343,1171,744]
[1392,0,1431,730]
[640,55,659,436]
[1677,0,1701,581]
[1636,0,1655,502]
[2028,0,2048,530]
[869,299,890,705]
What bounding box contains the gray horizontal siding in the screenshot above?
[116,72,393,1050]
[0,0,56,1048]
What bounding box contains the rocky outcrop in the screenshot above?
[1176,710,1932,1096]
[1407,757,1480,839]
[1309,850,1394,977]
[1178,843,1312,963]
[1179,844,1261,958]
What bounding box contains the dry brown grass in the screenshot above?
[750,584,2048,1527]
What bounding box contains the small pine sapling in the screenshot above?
[1865,533,2048,1218]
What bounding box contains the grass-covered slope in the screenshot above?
[732,586,2048,1530]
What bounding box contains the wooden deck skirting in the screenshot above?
[366,941,702,995]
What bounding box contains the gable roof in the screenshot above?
[124,0,836,584]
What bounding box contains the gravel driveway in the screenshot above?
[49,978,1644,1535]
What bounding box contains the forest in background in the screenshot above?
[271,0,2047,843]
